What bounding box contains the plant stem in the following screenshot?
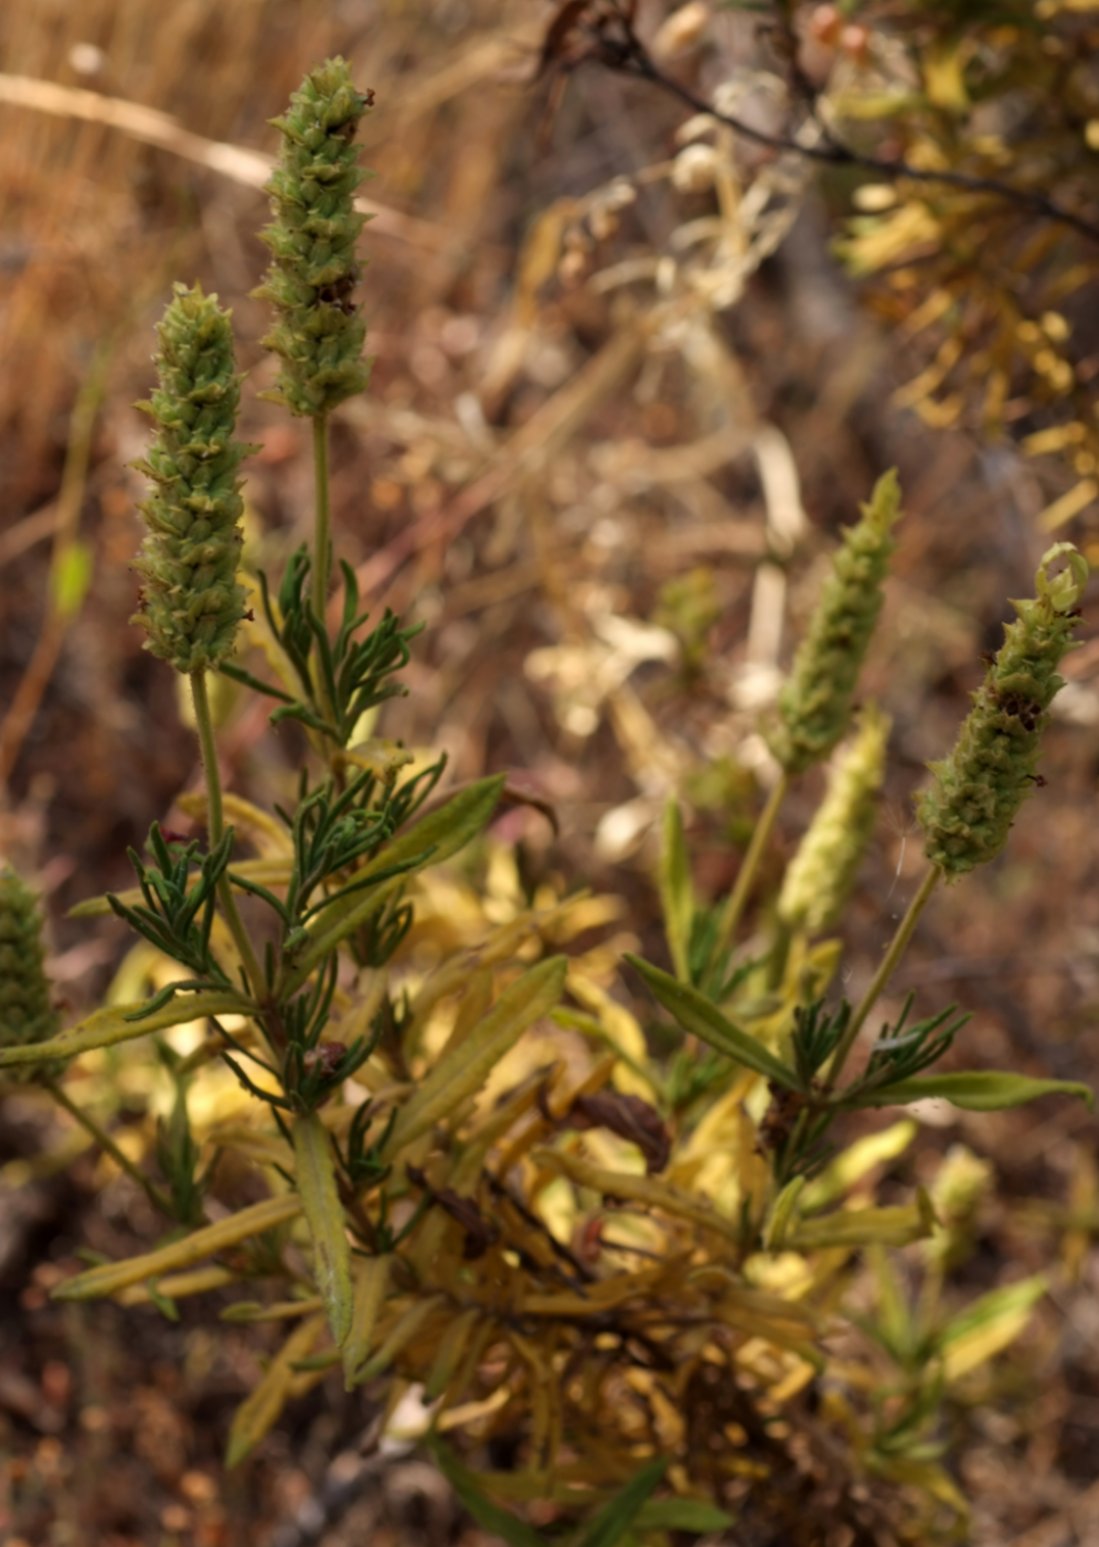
[310,412,342,744]
[312,412,331,618]
[825,863,941,1089]
[189,669,264,992]
[766,920,793,992]
[713,771,789,966]
[44,1077,174,1216]
[190,669,224,843]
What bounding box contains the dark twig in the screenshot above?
[551,1,1099,249]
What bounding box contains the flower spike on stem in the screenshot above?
[256,56,373,630]
[769,470,903,777]
[918,542,1088,880]
[255,58,374,423]
[132,283,251,675]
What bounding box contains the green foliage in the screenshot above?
[3,52,1094,1547]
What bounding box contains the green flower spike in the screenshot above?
[0,867,62,1082]
[918,542,1088,880]
[133,283,250,674]
[256,57,373,417]
[769,470,903,776]
[777,704,890,935]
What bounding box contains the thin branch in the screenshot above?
[574,6,1099,250]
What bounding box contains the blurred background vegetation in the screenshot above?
[3,2,1099,1543]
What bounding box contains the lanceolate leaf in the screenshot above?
[292,1111,353,1347]
[225,1312,326,1468]
[385,956,568,1154]
[782,1196,934,1251]
[343,1253,393,1389]
[577,1458,668,1547]
[658,800,694,982]
[52,1194,301,1300]
[626,956,800,1089]
[428,1440,545,1547]
[846,1070,1093,1113]
[0,990,249,1069]
[632,1497,736,1533]
[939,1274,1047,1382]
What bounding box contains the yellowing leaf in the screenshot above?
[354,1295,444,1383]
[292,1112,353,1347]
[0,991,250,1069]
[923,41,971,113]
[226,1312,326,1467]
[783,1195,933,1252]
[800,1121,918,1214]
[52,1194,301,1300]
[177,790,292,857]
[342,1254,392,1389]
[424,1305,482,1402]
[385,956,567,1153]
[940,1274,1047,1382]
[533,1147,742,1245]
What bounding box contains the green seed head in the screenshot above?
[768,471,903,776]
[918,542,1088,880]
[133,283,250,675]
[256,57,373,418]
[777,705,890,935]
[0,867,62,1082]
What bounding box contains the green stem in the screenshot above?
[190,669,224,844]
[310,412,341,746]
[189,669,264,993]
[312,412,331,618]
[825,863,941,1090]
[44,1077,174,1216]
[713,771,789,965]
[766,919,793,992]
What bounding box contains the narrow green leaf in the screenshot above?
[658,801,694,982]
[847,1071,1094,1113]
[429,1440,545,1547]
[292,1112,353,1347]
[626,956,801,1090]
[577,1459,668,1547]
[385,957,567,1154]
[284,775,505,990]
[51,539,93,618]
[0,990,249,1068]
[632,1497,736,1533]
